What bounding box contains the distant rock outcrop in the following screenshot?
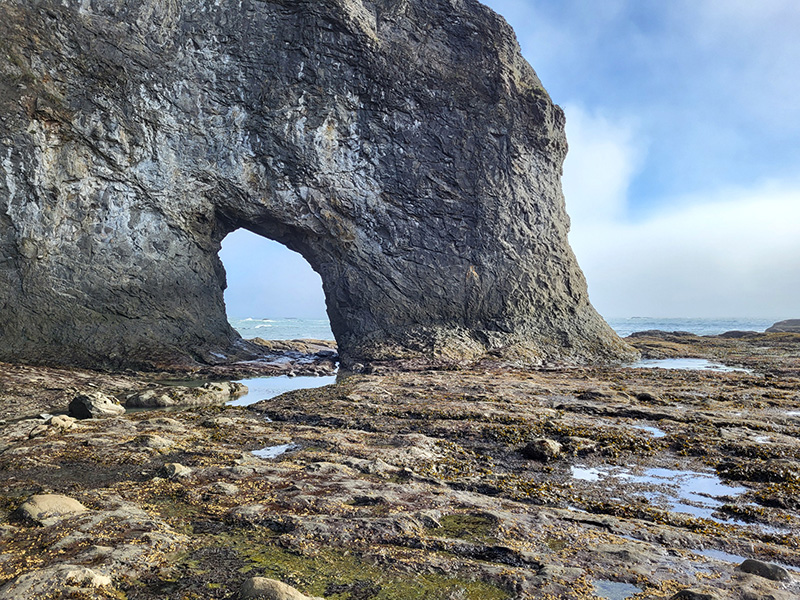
[766,320,800,333]
[0,0,634,369]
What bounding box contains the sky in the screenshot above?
[221,0,800,320]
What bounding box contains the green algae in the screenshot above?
[166,528,510,600]
[434,513,499,545]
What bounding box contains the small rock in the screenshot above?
[565,436,597,455]
[17,494,88,526]
[635,391,660,402]
[28,424,49,438]
[49,415,77,429]
[209,482,239,495]
[737,559,791,582]
[132,434,174,450]
[202,416,235,428]
[240,577,324,600]
[69,391,125,419]
[0,524,16,539]
[162,463,192,479]
[520,438,562,461]
[65,567,112,588]
[670,589,720,600]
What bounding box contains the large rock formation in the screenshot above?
[0,0,634,369]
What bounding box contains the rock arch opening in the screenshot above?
[218,229,333,343]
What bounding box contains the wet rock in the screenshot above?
[670,588,721,600]
[208,482,239,496]
[132,434,175,450]
[565,436,598,455]
[766,319,800,333]
[521,438,562,462]
[240,577,325,600]
[202,416,235,428]
[64,567,112,588]
[47,414,77,429]
[736,559,791,582]
[162,463,192,479]
[68,392,125,419]
[17,494,87,526]
[126,381,246,408]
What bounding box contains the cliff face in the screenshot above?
[0,0,634,369]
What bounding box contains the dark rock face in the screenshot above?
[767,320,800,333]
[0,0,633,369]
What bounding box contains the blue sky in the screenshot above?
[221,0,800,320]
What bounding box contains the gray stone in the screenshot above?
[132,434,174,450]
[64,567,112,588]
[48,415,77,430]
[240,577,324,600]
[68,392,125,420]
[208,482,239,496]
[736,559,791,582]
[521,438,562,462]
[126,382,246,408]
[766,319,800,333]
[17,494,88,526]
[162,463,192,479]
[0,0,635,371]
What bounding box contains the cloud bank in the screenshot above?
[564,105,800,318]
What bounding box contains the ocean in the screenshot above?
[229,316,780,342]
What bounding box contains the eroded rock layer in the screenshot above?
[0,0,633,369]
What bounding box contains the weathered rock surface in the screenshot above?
[0,0,632,370]
[767,319,800,333]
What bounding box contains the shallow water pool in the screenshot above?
[251,443,299,459]
[228,375,337,407]
[629,358,751,373]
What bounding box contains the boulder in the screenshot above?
[240,577,324,600]
[736,559,791,582]
[17,494,88,526]
[68,392,125,420]
[766,319,800,333]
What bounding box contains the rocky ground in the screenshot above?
[1,333,799,599]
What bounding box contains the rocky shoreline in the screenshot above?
[1,331,799,599]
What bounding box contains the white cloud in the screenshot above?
[564,106,800,318]
[562,104,642,224]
